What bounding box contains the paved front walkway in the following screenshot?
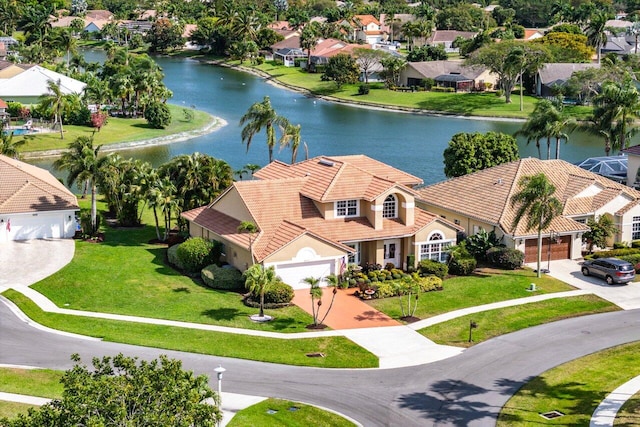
[292,288,400,329]
[591,375,640,427]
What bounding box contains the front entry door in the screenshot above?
[383,239,401,267]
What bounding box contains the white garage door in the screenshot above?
[11,214,62,241]
[275,259,335,290]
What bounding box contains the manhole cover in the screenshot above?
[289,406,300,412]
[540,410,564,419]
[266,409,278,415]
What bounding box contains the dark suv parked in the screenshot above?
[581,258,636,285]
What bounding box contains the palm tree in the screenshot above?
[515,110,545,159]
[510,173,563,278]
[592,80,640,152]
[53,136,104,233]
[304,276,323,326]
[279,123,302,164]
[586,11,609,64]
[548,113,571,160]
[300,23,320,72]
[239,96,290,163]
[237,221,258,264]
[39,79,74,139]
[244,264,277,319]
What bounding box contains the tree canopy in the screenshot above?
[1,353,221,427]
[443,132,520,178]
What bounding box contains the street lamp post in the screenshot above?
[214,364,226,426]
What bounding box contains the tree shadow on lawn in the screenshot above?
[202,307,243,321]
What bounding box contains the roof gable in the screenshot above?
[0,65,86,97]
[0,154,78,214]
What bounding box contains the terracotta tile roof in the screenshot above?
[183,155,452,262]
[417,158,640,237]
[623,144,640,156]
[354,15,381,26]
[0,154,78,214]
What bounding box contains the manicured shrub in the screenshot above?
[144,101,172,129]
[201,264,244,290]
[449,257,477,276]
[167,244,184,270]
[254,280,294,304]
[176,237,215,274]
[590,248,640,258]
[617,254,640,269]
[486,247,524,270]
[418,259,448,279]
[417,275,443,292]
[632,241,640,249]
[358,83,370,95]
[374,282,396,298]
[66,105,91,125]
[613,242,629,249]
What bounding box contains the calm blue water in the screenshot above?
[6,128,33,135]
[30,50,612,185]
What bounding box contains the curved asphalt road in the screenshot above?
[2,301,640,427]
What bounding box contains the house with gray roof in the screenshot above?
[535,63,600,97]
[400,60,496,91]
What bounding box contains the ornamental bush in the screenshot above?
[486,247,524,270]
[374,282,396,298]
[416,275,443,292]
[449,257,477,276]
[418,259,448,279]
[176,237,216,274]
[246,280,294,305]
[588,248,640,259]
[144,101,172,129]
[201,264,244,290]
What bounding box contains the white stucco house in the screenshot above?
[0,154,79,243]
[0,65,86,104]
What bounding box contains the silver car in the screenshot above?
[581,258,636,285]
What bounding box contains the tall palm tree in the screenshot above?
[53,136,104,233]
[39,79,74,139]
[279,123,302,164]
[592,80,640,152]
[244,264,277,319]
[304,276,323,326]
[586,11,609,64]
[300,23,320,72]
[240,96,290,163]
[510,173,563,278]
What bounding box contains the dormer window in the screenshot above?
[335,199,358,217]
[383,194,397,218]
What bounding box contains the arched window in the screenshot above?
[419,231,452,263]
[383,194,397,218]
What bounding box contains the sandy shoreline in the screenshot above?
[210,59,526,123]
[22,112,228,159]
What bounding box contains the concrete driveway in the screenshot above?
[0,239,74,290]
[535,259,640,310]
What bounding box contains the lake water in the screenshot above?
[30,50,614,185]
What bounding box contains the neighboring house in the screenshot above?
[400,60,496,91]
[84,19,109,33]
[0,98,8,122]
[118,20,153,35]
[624,146,640,188]
[0,61,29,79]
[426,30,476,53]
[602,35,635,56]
[271,35,301,52]
[308,38,368,71]
[182,155,461,289]
[50,16,83,28]
[182,24,199,50]
[0,154,79,243]
[339,14,384,45]
[416,158,640,263]
[0,65,86,104]
[379,13,414,43]
[86,9,114,21]
[0,37,18,56]
[274,47,306,67]
[535,62,600,97]
[523,29,544,41]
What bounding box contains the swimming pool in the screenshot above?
[3,128,34,135]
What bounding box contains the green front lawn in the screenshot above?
[498,341,640,426]
[0,402,38,420]
[419,294,618,347]
[618,390,640,425]
[18,104,213,153]
[0,368,63,398]
[2,290,377,368]
[368,267,575,321]
[228,398,356,427]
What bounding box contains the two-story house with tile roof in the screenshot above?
[182,155,461,288]
[417,158,640,263]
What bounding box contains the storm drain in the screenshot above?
[266,409,278,415]
[540,410,565,420]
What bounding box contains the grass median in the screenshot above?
[419,294,619,347]
[498,341,640,425]
[17,104,213,153]
[2,289,377,368]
